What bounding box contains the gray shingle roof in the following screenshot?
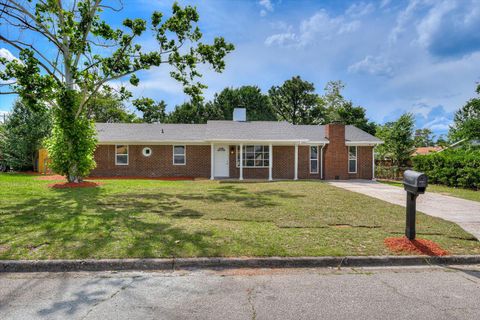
[345,125,382,143]
[205,120,301,141]
[95,122,382,144]
[95,123,207,142]
[293,125,327,142]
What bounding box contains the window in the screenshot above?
[173,145,186,165]
[236,145,269,168]
[310,146,318,173]
[142,147,152,157]
[348,146,357,173]
[115,145,128,165]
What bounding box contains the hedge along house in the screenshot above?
[91,109,383,180]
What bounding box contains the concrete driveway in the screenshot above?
[329,180,480,240]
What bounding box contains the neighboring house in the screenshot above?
[91,109,383,180]
[412,146,443,156]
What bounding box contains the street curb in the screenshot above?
[1,255,480,273]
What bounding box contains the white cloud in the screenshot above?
[348,55,394,77]
[346,2,374,17]
[265,9,361,47]
[380,0,391,9]
[416,1,456,48]
[388,0,423,44]
[0,48,16,61]
[415,0,480,57]
[259,0,273,16]
[264,32,297,46]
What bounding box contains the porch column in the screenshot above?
[294,144,298,180]
[239,143,244,180]
[320,144,325,180]
[372,146,375,180]
[268,144,273,181]
[210,143,214,180]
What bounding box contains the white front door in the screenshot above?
[214,145,229,177]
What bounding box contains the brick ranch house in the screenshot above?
[91,109,382,180]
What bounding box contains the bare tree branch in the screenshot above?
[3,0,63,49]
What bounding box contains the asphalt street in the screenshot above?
[1,265,479,319]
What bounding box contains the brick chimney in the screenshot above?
[324,123,348,180]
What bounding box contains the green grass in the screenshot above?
[0,173,478,260]
[379,180,480,203]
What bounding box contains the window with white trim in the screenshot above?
[173,145,186,165]
[310,146,318,173]
[236,145,269,168]
[115,145,128,165]
[348,146,357,173]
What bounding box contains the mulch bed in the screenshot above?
[49,181,102,189]
[37,175,195,181]
[37,175,65,181]
[87,176,195,181]
[384,236,449,256]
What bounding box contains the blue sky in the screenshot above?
[1,0,480,138]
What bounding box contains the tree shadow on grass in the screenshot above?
[0,183,305,260]
[176,184,304,208]
[0,187,215,259]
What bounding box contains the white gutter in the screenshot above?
[345,141,383,146]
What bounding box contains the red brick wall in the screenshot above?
[298,146,322,179]
[90,141,373,180]
[348,146,373,180]
[90,144,210,178]
[324,124,349,180]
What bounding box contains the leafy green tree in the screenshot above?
[1,100,52,170]
[0,1,234,182]
[448,84,480,142]
[132,98,167,123]
[167,101,223,123]
[213,86,276,121]
[413,128,435,147]
[375,113,415,166]
[321,81,376,135]
[87,90,137,123]
[436,135,448,148]
[268,76,321,124]
[0,120,6,170]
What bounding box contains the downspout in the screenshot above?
[320,144,325,180]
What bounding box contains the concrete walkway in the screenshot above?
[329,180,480,240]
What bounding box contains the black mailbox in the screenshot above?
[403,170,428,240]
[403,170,428,194]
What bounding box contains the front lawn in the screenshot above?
[0,173,478,259]
[379,180,480,203]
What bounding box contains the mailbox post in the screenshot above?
[402,170,428,240]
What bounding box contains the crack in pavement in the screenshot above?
[246,287,257,320]
[80,277,138,320]
[378,276,480,318]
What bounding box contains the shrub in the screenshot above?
[412,148,480,189]
[375,164,408,180]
